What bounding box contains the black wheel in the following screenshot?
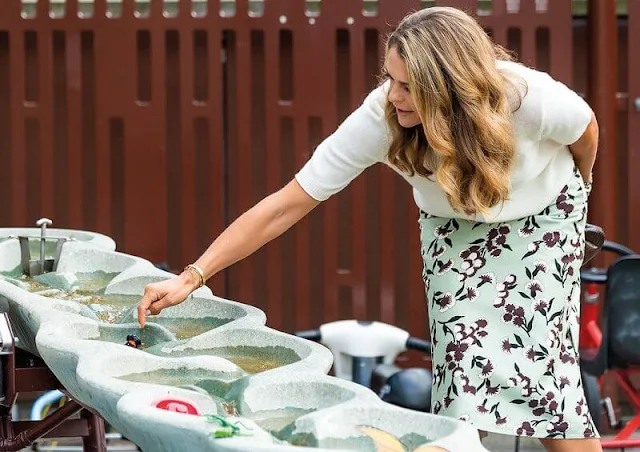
[581,370,602,430]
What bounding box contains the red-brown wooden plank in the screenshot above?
[125,22,167,261]
[179,24,197,266]
[203,23,226,296]
[546,0,573,84]
[262,23,283,329]
[37,27,56,219]
[65,29,84,228]
[9,28,27,225]
[628,0,640,251]
[232,26,254,305]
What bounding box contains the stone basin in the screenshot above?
[0,232,487,451]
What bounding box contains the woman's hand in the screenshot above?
[137,272,199,327]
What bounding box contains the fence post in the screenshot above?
[587,0,620,430]
[587,0,618,241]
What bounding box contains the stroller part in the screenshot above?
[295,320,433,413]
[602,397,618,429]
[580,249,640,449]
[583,223,605,266]
[375,366,432,412]
[317,320,411,385]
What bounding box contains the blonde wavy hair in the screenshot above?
[384,7,525,216]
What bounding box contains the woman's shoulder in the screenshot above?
[498,60,591,143]
[498,60,580,107]
[497,61,546,137]
[497,60,552,85]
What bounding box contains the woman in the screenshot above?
[137,7,600,451]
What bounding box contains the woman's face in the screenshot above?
[386,47,421,128]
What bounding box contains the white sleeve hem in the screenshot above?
[564,108,593,145]
[294,173,331,202]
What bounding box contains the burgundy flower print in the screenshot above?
[525,280,544,298]
[555,185,576,218]
[435,223,455,239]
[436,258,454,275]
[443,339,468,371]
[576,397,597,438]
[501,337,514,354]
[454,319,488,346]
[518,216,540,238]
[485,380,502,397]
[435,292,455,312]
[515,421,536,436]
[458,245,486,281]
[478,273,495,287]
[559,343,576,365]
[461,375,477,395]
[523,346,537,362]
[443,394,454,409]
[546,414,570,437]
[543,232,561,248]
[551,236,583,285]
[501,303,534,335]
[471,355,495,378]
[508,363,534,398]
[521,230,564,261]
[431,218,460,245]
[532,261,548,276]
[496,415,509,426]
[432,244,447,259]
[494,274,517,308]
[502,303,525,326]
[558,376,571,391]
[462,286,479,302]
[532,298,550,316]
[485,225,513,258]
[477,400,489,414]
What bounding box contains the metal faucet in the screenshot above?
[36,218,52,274]
[14,218,73,277]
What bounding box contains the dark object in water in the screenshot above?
[125,334,142,348]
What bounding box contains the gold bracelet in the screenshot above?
[184,264,206,288]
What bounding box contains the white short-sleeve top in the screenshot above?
[294,61,593,223]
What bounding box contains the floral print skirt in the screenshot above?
[419,168,599,439]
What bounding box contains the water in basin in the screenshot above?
[41,292,139,324]
[117,367,244,389]
[117,367,247,414]
[21,277,49,292]
[247,407,314,433]
[1,270,229,338]
[156,345,299,374]
[145,317,232,340]
[118,368,323,444]
[227,355,287,374]
[72,271,120,293]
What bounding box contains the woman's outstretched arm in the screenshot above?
[137,179,320,327]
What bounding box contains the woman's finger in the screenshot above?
[137,285,162,327]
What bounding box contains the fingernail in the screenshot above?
[145,309,151,316]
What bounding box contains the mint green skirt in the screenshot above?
[419,168,598,439]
